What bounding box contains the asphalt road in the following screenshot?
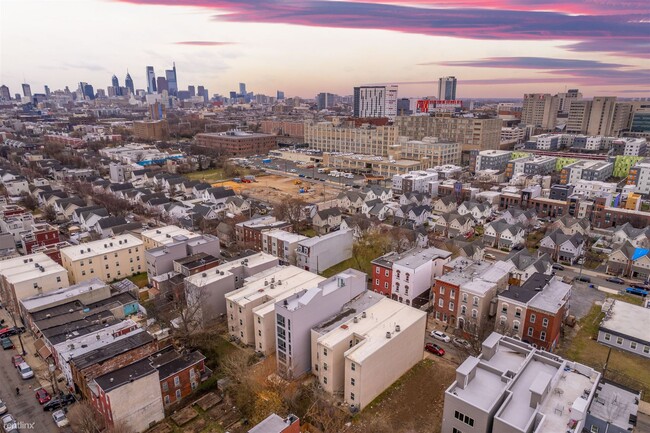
[0,341,68,433]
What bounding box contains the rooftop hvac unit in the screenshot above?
[202,273,207,277]
[362,312,366,318]
[395,325,401,332]
[386,332,392,339]
[353,317,358,323]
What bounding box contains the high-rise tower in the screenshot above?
[125,72,134,95]
[437,76,457,101]
[146,66,157,93]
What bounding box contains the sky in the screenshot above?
[1,0,649,99]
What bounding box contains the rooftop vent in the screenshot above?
[353,317,359,323]
[362,312,367,318]
[395,325,401,332]
[156,230,161,234]
[386,332,392,339]
[202,273,207,277]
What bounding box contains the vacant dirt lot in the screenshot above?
[350,358,456,433]
[215,175,342,205]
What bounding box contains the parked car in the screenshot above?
[0,400,6,416]
[52,410,69,428]
[430,330,451,342]
[35,388,51,404]
[1,337,13,350]
[552,263,565,271]
[425,343,445,356]
[10,355,23,368]
[574,276,591,283]
[629,282,649,290]
[606,277,625,285]
[43,394,76,412]
[484,253,496,260]
[453,337,472,350]
[1,414,17,433]
[17,362,34,379]
[626,286,649,297]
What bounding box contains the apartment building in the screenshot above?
[395,116,501,153]
[521,93,559,131]
[261,229,308,265]
[274,269,366,379]
[598,300,649,359]
[141,225,198,250]
[626,159,650,195]
[145,234,220,280]
[504,155,533,179]
[194,131,277,157]
[296,229,353,274]
[442,333,600,433]
[398,137,461,166]
[353,85,398,120]
[474,150,512,173]
[235,216,292,251]
[611,137,647,156]
[566,99,592,133]
[390,247,452,305]
[523,156,557,176]
[0,253,69,313]
[259,120,305,138]
[497,273,571,351]
[184,252,279,326]
[60,234,145,284]
[313,297,426,410]
[572,179,617,200]
[560,160,613,185]
[392,170,438,194]
[304,120,398,156]
[527,134,561,150]
[226,265,325,346]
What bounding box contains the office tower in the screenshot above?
[96,89,106,98]
[197,86,208,102]
[125,72,134,95]
[397,98,412,115]
[317,92,336,110]
[586,96,617,136]
[239,83,246,96]
[521,93,559,131]
[44,85,50,97]
[353,85,398,120]
[78,82,95,100]
[165,62,178,96]
[188,85,196,97]
[437,76,457,100]
[566,100,591,133]
[229,91,237,100]
[0,85,10,100]
[22,83,32,98]
[610,102,635,136]
[146,66,157,93]
[156,77,168,93]
[277,90,285,100]
[556,88,582,114]
[149,102,166,120]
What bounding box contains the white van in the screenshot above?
[344,173,354,179]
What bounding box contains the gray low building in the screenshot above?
[597,300,650,359]
[274,268,366,379]
[475,150,512,173]
[145,234,220,281]
[584,379,641,433]
[296,229,353,273]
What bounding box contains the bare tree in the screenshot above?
[43,205,57,223]
[303,384,350,433]
[67,401,104,433]
[273,197,307,231]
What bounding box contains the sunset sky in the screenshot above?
[1,0,649,99]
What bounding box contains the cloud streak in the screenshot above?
[175,41,236,46]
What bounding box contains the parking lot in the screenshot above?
[245,156,368,187]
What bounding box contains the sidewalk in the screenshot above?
[0,306,56,392]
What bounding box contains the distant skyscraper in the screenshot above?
[0,85,10,100]
[125,72,134,95]
[317,92,336,110]
[165,62,178,96]
[111,75,121,96]
[44,85,50,97]
[22,83,32,98]
[188,86,196,97]
[353,85,398,120]
[521,93,559,131]
[197,86,208,102]
[229,91,237,100]
[277,90,285,100]
[239,83,246,96]
[79,82,95,100]
[437,76,457,100]
[146,66,157,93]
[157,77,168,93]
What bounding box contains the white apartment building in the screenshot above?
[296,230,353,274]
[572,179,617,200]
[500,127,526,145]
[141,225,198,250]
[353,85,398,120]
[185,252,279,326]
[226,265,325,347]
[60,234,145,284]
[443,333,600,433]
[391,247,452,305]
[0,253,69,313]
[392,170,438,194]
[535,134,562,150]
[261,229,308,265]
[313,297,426,410]
[628,160,650,195]
[304,121,398,156]
[397,137,461,166]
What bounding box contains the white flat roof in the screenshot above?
[20,278,107,312]
[226,265,324,308]
[601,300,650,344]
[264,229,308,244]
[141,225,197,245]
[185,253,278,287]
[54,320,141,360]
[528,279,570,314]
[60,234,143,261]
[0,253,67,283]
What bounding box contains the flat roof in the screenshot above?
[0,253,67,284]
[141,225,197,245]
[313,291,384,335]
[600,300,650,344]
[185,252,278,287]
[392,246,451,269]
[263,228,308,244]
[20,278,107,312]
[528,278,571,314]
[297,229,351,247]
[588,380,640,431]
[70,330,154,369]
[60,234,143,261]
[53,320,140,361]
[94,356,157,392]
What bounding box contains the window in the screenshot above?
[604,333,611,341]
[350,393,355,401]
[375,267,379,274]
[323,363,328,371]
[33,283,38,289]
[438,299,444,308]
[528,327,534,337]
[461,306,466,315]
[530,314,536,324]
[405,286,409,296]
[56,276,61,283]
[257,317,261,324]
[540,331,546,341]
[644,346,650,354]
[351,363,356,371]
[162,382,169,392]
[384,282,388,289]
[630,341,637,350]
[323,348,328,356]
[375,279,379,286]
[542,318,549,328]
[449,302,454,311]
[473,296,479,307]
[351,378,355,386]
[439,286,445,295]
[462,293,468,303]
[405,273,410,282]
[454,411,474,427]
[385,270,389,277]
[450,289,455,299]
[590,425,599,433]
[453,429,464,433]
[501,304,508,314]
[513,321,520,331]
[258,330,261,337]
[616,337,623,345]
[515,308,521,319]
[175,389,182,400]
[164,395,170,405]
[323,377,327,384]
[471,309,478,319]
[174,376,180,387]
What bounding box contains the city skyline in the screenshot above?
[1,0,649,98]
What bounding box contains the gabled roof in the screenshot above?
[612,240,646,261]
[192,204,216,217]
[316,208,342,220]
[193,182,212,191]
[436,195,456,206]
[543,229,584,248]
[81,208,109,220]
[226,196,246,207]
[409,205,431,217]
[487,220,522,234]
[506,249,551,273]
[148,197,170,206]
[74,205,105,218]
[97,216,128,229]
[557,215,589,230]
[615,222,647,239]
[460,201,490,213]
[206,187,236,200]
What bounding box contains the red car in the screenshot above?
[35,388,51,405]
[11,355,24,368]
[425,343,445,356]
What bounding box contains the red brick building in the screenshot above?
[235,216,292,250]
[370,252,397,296]
[152,349,207,409]
[195,130,277,157]
[21,223,60,254]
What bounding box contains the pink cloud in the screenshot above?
[175,41,236,46]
